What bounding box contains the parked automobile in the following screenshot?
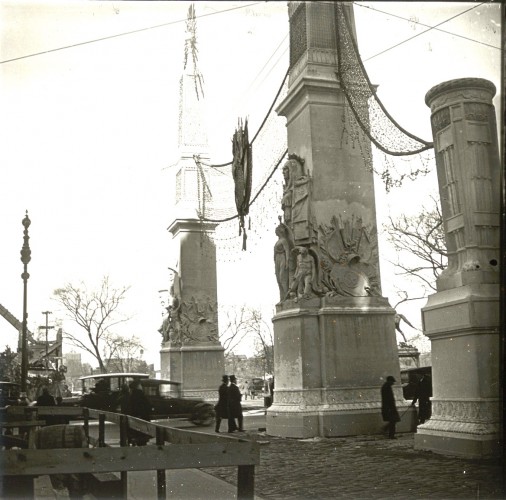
[250,378,264,397]
[0,382,21,407]
[400,366,432,400]
[61,373,215,425]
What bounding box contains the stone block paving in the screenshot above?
[201,432,504,499]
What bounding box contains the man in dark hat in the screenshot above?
[381,375,400,439]
[215,375,229,433]
[228,375,244,432]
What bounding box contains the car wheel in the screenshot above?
[190,403,215,426]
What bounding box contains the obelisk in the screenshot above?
[160,5,225,399]
[415,78,501,458]
[267,1,415,438]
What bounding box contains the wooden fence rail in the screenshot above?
[0,406,259,499]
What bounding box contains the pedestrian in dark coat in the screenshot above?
[228,375,244,432]
[411,374,432,424]
[127,381,152,445]
[118,384,131,415]
[381,375,400,439]
[214,375,229,433]
[36,387,56,406]
[36,388,56,426]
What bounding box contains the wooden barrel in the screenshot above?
[34,424,87,449]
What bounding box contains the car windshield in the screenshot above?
[141,382,179,398]
[81,375,144,393]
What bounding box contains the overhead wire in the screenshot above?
[354,2,500,52]
[359,3,488,62]
[0,2,262,65]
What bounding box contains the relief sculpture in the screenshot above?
[178,295,219,345]
[317,215,380,297]
[159,267,183,344]
[274,218,296,302]
[277,153,380,301]
[281,154,311,243]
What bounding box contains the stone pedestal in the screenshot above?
[416,285,500,457]
[160,343,224,400]
[160,219,225,401]
[415,78,501,458]
[267,297,416,437]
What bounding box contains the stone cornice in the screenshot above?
[168,218,218,236]
[425,78,496,107]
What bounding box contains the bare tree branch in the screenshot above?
[53,276,131,373]
[384,196,447,299]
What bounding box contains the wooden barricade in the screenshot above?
[0,406,259,500]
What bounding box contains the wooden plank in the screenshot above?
[2,442,260,476]
[237,465,255,500]
[156,427,166,500]
[36,407,83,417]
[87,410,243,445]
[0,420,46,427]
[119,415,128,498]
[158,425,244,445]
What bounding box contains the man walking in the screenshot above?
[381,375,400,439]
[215,375,229,433]
[228,375,244,432]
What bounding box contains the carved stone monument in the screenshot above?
[267,2,414,438]
[160,7,225,399]
[415,78,501,458]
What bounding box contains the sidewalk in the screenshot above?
[126,469,265,500]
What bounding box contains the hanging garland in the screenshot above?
[232,119,253,250]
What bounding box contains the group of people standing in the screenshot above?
[214,375,244,433]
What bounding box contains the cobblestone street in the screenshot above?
[202,431,504,499]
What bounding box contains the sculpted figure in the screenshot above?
[274,223,292,301]
[286,246,316,301]
[158,307,171,342]
[166,267,183,343]
[281,155,306,226]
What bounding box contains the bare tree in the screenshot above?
[102,334,145,373]
[385,195,447,294]
[219,305,255,357]
[53,276,131,373]
[249,309,274,376]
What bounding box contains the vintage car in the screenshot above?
[400,366,432,400]
[0,381,21,407]
[61,373,215,425]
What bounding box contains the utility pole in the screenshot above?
[20,211,31,393]
[40,311,54,373]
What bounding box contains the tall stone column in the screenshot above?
[267,2,414,438]
[415,78,501,458]
[159,6,224,399]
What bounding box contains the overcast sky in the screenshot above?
[0,2,501,369]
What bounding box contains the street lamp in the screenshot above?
[20,211,31,393]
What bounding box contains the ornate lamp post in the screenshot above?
[20,211,31,393]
